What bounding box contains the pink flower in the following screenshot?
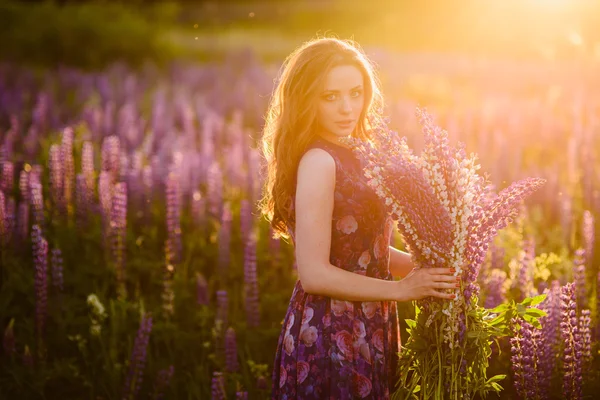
[297,361,310,384]
[336,215,358,234]
[301,307,314,325]
[372,328,384,353]
[373,234,388,260]
[283,333,295,356]
[351,372,372,398]
[279,365,287,388]
[334,330,354,360]
[331,299,347,316]
[361,302,379,319]
[358,250,371,269]
[285,314,295,332]
[353,320,366,338]
[300,326,318,347]
[384,216,394,240]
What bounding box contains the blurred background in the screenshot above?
[1,0,599,399]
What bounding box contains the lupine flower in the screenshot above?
[239,198,252,244]
[162,240,175,317]
[216,290,228,334]
[152,365,174,400]
[17,202,29,243]
[537,280,561,397]
[30,182,44,229]
[50,248,64,292]
[111,182,127,300]
[560,283,582,399]
[165,171,182,264]
[3,318,15,357]
[484,269,507,309]
[32,226,48,343]
[516,237,536,301]
[510,319,542,399]
[19,169,29,203]
[211,371,226,400]
[61,127,74,214]
[573,248,587,309]
[244,233,260,328]
[1,160,13,192]
[197,272,209,306]
[236,392,248,399]
[218,202,232,277]
[101,135,120,183]
[49,144,64,213]
[0,190,6,246]
[579,309,592,365]
[122,314,153,400]
[99,171,113,239]
[225,327,239,373]
[75,173,90,228]
[81,141,95,193]
[191,190,206,228]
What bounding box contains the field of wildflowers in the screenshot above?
[0,47,599,399]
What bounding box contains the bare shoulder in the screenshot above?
[297,147,336,177]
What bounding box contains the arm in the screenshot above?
[389,246,416,279]
[295,148,400,302]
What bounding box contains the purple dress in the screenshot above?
[271,138,401,399]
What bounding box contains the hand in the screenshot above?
[394,267,459,302]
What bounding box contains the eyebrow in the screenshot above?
[322,85,363,93]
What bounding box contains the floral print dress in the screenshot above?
[271,138,401,399]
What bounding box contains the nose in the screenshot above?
[339,96,352,114]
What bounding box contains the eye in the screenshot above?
[324,93,337,101]
[351,90,363,98]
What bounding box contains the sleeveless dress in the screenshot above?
[270,138,402,399]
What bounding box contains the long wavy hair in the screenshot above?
[258,37,385,242]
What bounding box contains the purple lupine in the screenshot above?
[582,210,594,269]
[165,172,182,264]
[152,365,174,400]
[579,309,592,365]
[211,371,226,400]
[101,135,120,183]
[142,165,154,206]
[1,160,13,192]
[218,202,232,277]
[560,194,573,249]
[48,144,64,213]
[484,269,507,309]
[81,141,95,193]
[19,169,29,203]
[560,283,582,400]
[61,127,74,214]
[573,248,587,309]
[244,233,260,328]
[162,240,175,317]
[3,195,15,245]
[50,248,64,292]
[30,182,44,229]
[239,198,252,245]
[0,191,6,246]
[236,392,248,399]
[32,226,48,344]
[122,314,153,400]
[537,280,561,397]
[207,161,223,219]
[3,318,15,357]
[516,237,536,301]
[225,327,239,373]
[98,171,113,244]
[197,272,209,306]
[216,290,228,333]
[111,182,127,300]
[16,202,29,244]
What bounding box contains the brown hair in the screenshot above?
[258,37,385,242]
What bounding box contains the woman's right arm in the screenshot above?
[294,148,457,303]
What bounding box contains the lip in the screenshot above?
[336,119,355,127]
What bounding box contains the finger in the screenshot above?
[429,267,456,276]
[431,275,460,283]
[435,282,459,290]
[430,289,456,300]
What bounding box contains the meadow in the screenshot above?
[0,43,599,399]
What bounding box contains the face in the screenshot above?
[316,64,365,145]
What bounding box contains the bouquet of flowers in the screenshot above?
[341,108,547,399]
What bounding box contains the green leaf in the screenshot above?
[490,303,509,313]
[524,308,547,318]
[405,319,416,329]
[486,374,506,383]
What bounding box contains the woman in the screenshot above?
[259,37,459,399]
